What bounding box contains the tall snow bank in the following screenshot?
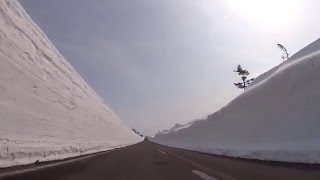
[152,41,320,164]
[0,0,141,168]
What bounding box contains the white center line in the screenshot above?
[192,170,218,180]
[157,149,167,155]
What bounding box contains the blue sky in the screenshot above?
[19,0,320,136]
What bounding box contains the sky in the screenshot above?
[19,0,320,136]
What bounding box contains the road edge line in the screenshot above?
[0,148,119,178]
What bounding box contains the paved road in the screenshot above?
[1,140,320,180]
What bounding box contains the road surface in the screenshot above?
[1,140,320,180]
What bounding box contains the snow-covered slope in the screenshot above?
[152,39,320,164]
[155,118,205,136]
[249,38,320,88]
[0,0,142,168]
[290,38,320,61]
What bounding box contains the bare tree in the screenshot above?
[234,65,254,91]
[277,43,289,61]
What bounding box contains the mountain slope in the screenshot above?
[0,0,141,168]
[152,39,320,164]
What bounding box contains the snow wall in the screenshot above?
[0,0,142,168]
[152,38,320,164]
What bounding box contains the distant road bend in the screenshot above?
[1,140,320,180]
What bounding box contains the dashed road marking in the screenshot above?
[162,149,235,180]
[157,149,167,155]
[192,170,218,180]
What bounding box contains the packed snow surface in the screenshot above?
[0,0,141,168]
[152,38,320,164]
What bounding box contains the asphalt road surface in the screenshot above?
[1,140,320,180]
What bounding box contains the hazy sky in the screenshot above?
[19,0,320,136]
